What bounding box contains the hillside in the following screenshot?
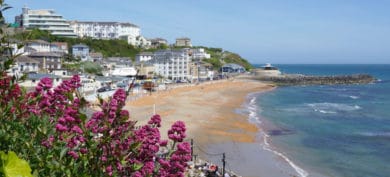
[12,29,254,70]
[12,29,140,59]
[197,46,253,71]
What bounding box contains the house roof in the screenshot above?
[15,56,39,63]
[137,52,154,56]
[222,63,245,69]
[24,46,37,52]
[90,52,103,57]
[51,42,68,47]
[176,37,190,40]
[26,39,50,45]
[71,21,139,28]
[28,73,61,80]
[72,44,89,48]
[29,52,62,57]
[150,38,167,42]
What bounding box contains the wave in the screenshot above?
[245,94,309,177]
[359,132,390,138]
[349,95,360,99]
[247,97,261,124]
[307,103,361,113]
[260,132,309,177]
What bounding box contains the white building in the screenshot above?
[50,42,68,54]
[24,40,51,55]
[72,44,90,61]
[7,56,39,77]
[175,37,192,47]
[190,48,211,60]
[135,52,154,62]
[70,21,147,46]
[152,49,191,81]
[149,38,168,48]
[16,6,77,37]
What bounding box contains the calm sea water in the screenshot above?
[254,64,390,177]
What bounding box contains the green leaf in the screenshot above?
[60,148,67,160]
[0,151,33,177]
[131,162,143,171]
[79,113,87,123]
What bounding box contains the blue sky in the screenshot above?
[4,0,390,64]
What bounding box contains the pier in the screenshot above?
[249,74,376,86]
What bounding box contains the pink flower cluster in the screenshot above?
[27,75,81,117]
[0,72,22,111]
[29,75,88,159]
[1,72,192,176]
[168,121,187,142]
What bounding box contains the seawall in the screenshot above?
[248,74,376,86]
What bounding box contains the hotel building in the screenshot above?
[70,21,144,46]
[15,6,77,37]
[152,49,191,81]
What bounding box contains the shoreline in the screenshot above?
[244,92,309,177]
[124,79,306,176]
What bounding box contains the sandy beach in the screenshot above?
[124,79,301,177]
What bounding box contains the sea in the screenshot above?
[249,64,390,177]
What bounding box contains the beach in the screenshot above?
[124,79,302,177]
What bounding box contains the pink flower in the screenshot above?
[38,77,53,90]
[159,140,168,146]
[55,123,68,132]
[71,125,83,134]
[148,114,161,127]
[67,151,79,159]
[168,121,186,142]
[106,165,113,176]
[80,148,88,154]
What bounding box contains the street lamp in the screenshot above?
[197,60,200,83]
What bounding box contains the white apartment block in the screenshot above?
[70,21,145,46]
[16,6,77,37]
[190,48,211,60]
[152,49,191,81]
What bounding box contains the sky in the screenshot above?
[4,0,390,64]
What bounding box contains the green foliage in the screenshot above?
[82,61,102,75]
[12,29,141,59]
[62,62,81,72]
[203,57,222,69]
[62,61,103,75]
[200,46,254,70]
[222,51,253,71]
[0,151,33,177]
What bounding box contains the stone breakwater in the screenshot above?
[250,74,376,85]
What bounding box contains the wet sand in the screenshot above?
[124,79,301,176]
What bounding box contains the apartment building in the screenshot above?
[152,49,191,81]
[15,6,77,37]
[70,21,146,46]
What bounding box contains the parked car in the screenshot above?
[97,86,112,93]
[163,79,173,84]
[116,83,127,88]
